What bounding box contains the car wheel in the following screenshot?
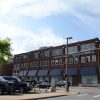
[19,87,24,93]
[0,87,3,94]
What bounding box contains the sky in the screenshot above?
[0,0,100,55]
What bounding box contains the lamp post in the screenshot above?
[65,37,72,92]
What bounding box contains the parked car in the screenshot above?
[37,80,51,89]
[2,76,33,93]
[0,76,14,94]
[26,80,37,87]
[56,80,66,87]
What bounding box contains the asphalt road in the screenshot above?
[40,87,100,100]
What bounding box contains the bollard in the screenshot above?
[51,79,56,92]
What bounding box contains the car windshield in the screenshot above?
[0,76,6,81]
[3,76,21,82]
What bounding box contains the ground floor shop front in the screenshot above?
[18,66,99,86]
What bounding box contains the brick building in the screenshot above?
[13,38,100,85]
[0,63,13,76]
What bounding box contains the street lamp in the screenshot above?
[65,37,72,92]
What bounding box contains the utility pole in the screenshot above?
[65,37,72,92]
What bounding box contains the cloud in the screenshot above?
[0,0,68,19]
[0,0,100,23]
[0,0,100,27]
[0,22,64,54]
[0,0,100,54]
[64,0,100,26]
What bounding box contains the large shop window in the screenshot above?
[49,69,62,76]
[27,70,37,76]
[80,67,96,75]
[81,75,98,84]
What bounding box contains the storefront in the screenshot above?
[49,69,63,82]
[80,66,98,84]
[68,67,78,85]
[27,70,38,81]
[64,67,78,86]
[18,70,28,80]
[37,70,49,81]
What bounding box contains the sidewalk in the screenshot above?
[0,87,78,100]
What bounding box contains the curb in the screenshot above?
[23,94,67,100]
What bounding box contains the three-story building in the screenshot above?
[13,38,100,85]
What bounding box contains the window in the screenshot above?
[42,61,49,66]
[30,62,39,67]
[17,71,19,73]
[74,57,78,64]
[81,57,85,63]
[81,75,98,84]
[44,51,50,57]
[65,46,78,54]
[81,56,90,63]
[92,55,96,62]
[46,61,49,66]
[31,54,35,59]
[69,58,73,64]
[22,63,29,68]
[40,51,50,58]
[80,43,95,51]
[55,59,58,65]
[59,59,62,65]
[51,60,54,65]
[30,63,33,67]
[34,53,39,59]
[43,61,45,66]
[52,49,62,56]
[40,52,44,58]
[34,62,39,67]
[86,56,90,62]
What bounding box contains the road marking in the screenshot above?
[78,94,88,96]
[93,95,100,98]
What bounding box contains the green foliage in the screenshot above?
[0,38,12,64]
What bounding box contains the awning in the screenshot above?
[68,68,78,76]
[27,70,37,76]
[49,69,62,76]
[63,67,78,76]
[80,67,96,75]
[37,70,48,76]
[19,70,28,76]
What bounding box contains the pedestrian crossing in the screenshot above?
[77,94,100,98]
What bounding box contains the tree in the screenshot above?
[0,38,12,64]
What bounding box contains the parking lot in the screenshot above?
[0,87,68,100]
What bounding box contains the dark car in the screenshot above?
[37,81,51,89]
[3,76,33,93]
[56,80,66,87]
[0,76,14,94]
[26,80,37,87]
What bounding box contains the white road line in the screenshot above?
[93,95,100,98]
[78,94,88,96]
